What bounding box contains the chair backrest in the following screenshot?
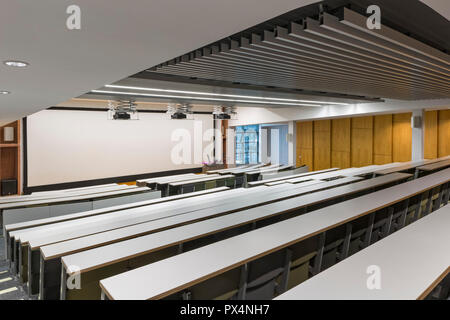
[284,251,316,291]
[225,177,236,188]
[193,182,206,192]
[204,180,216,190]
[185,267,242,300]
[244,249,287,300]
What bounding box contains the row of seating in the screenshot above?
[57,173,411,300]
[0,184,160,235]
[206,163,298,187]
[99,167,450,300]
[276,204,450,300]
[2,159,449,300]
[4,163,360,298]
[29,179,366,297]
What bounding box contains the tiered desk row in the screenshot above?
[0,184,161,235]
[1,157,449,300]
[206,164,298,188]
[276,204,450,300]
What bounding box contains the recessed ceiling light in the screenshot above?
[4,60,29,68]
[0,90,11,95]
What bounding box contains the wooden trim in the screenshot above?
[417,266,450,300]
[0,120,21,196]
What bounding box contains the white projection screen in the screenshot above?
[26,109,214,187]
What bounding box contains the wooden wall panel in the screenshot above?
[424,111,438,159]
[438,110,450,157]
[296,121,313,171]
[292,110,446,173]
[0,147,18,179]
[313,120,331,171]
[373,115,393,164]
[351,116,373,167]
[0,120,21,195]
[331,118,351,169]
[392,113,412,162]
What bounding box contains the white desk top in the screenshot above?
[372,159,450,176]
[213,164,264,175]
[136,173,198,184]
[13,186,270,243]
[373,160,431,175]
[58,177,364,273]
[340,163,404,177]
[4,187,229,233]
[29,183,119,196]
[99,169,450,300]
[247,168,339,187]
[48,181,324,261]
[168,175,234,186]
[244,165,293,175]
[206,165,250,174]
[28,176,364,250]
[335,164,407,178]
[142,174,213,186]
[284,169,352,183]
[230,164,278,174]
[0,184,129,205]
[54,175,400,266]
[276,205,450,300]
[284,166,383,183]
[26,182,325,249]
[417,159,450,171]
[2,183,119,200]
[0,186,151,210]
[154,174,213,184]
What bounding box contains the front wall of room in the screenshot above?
[26,109,214,187]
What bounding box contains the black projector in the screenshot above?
[171,112,187,119]
[113,111,131,120]
[214,113,231,120]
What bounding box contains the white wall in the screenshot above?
[26,109,214,186]
[229,99,450,126]
[260,124,289,165]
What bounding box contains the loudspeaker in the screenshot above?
[411,116,422,129]
[1,179,17,196]
[3,127,14,142]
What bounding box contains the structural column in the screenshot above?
[411,109,425,161]
[288,121,297,166]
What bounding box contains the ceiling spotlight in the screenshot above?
[4,60,29,68]
[0,90,11,95]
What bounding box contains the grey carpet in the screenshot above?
[0,235,30,300]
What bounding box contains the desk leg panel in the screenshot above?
[28,248,41,296]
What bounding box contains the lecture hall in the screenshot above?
[0,0,449,304]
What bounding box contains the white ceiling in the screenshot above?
[0,0,447,126]
[420,0,450,20]
[0,0,320,126]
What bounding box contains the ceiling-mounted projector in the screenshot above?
[108,99,139,120]
[213,106,237,120]
[214,113,231,120]
[171,112,188,120]
[167,104,194,120]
